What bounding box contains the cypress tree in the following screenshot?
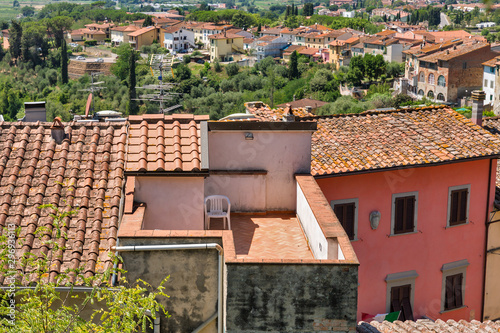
[289,50,299,79]
[127,50,138,115]
[291,3,295,16]
[61,39,68,84]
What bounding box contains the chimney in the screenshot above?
[283,104,295,122]
[471,90,485,126]
[293,94,296,101]
[23,101,46,122]
[50,117,69,144]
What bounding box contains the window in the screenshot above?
[491,80,494,89]
[438,75,446,87]
[418,72,425,82]
[490,66,495,73]
[441,260,468,312]
[391,192,418,235]
[427,90,434,99]
[331,198,358,241]
[437,93,445,101]
[445,274,463,310]
[428,73,435,84]
[447,185,470,227]
[463,62,467,69]
[418,89,424,96]
[385,270,418,320]
[485,79,488,87]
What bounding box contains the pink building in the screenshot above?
[248,103,500,322]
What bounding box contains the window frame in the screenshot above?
[441,259,468,313]
[385,270,418,313]
[446,184,470,228]
[331,198,359,241]
[391,191,418,236]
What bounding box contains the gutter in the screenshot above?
[112,243,224,333]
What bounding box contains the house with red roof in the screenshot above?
[110,25,140,46]
[161,25,195,51]
[246,99,500,323]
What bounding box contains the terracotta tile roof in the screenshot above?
[208,32,243,40]
[126,114,209,173]
[0,121,127,285]
[81,28,106,35]
[483,56,500,67]
[128,26,156,37]
[247,104,500,176]
[257,35,280,42]
[376,29,397,36]
[243,38,254,44]
[357,319,500,332]
[307,24,330,31]
[283,45,306,54]
[162,26,181,34]
[261,27,283,35]
[245,102,315,120]
[299,47,320,56]
[419,42,491,63]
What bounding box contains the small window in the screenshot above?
[392,192,417,235]
[490,66,495,73]
[331,198,358,240]
[438,75,446,87]
[444,273,463,310]
[485,79,488,87]
[491,80,494,89]
[441,260,468,312]
[428,73,435,85]
[491,95,493,101]
[463,62,467,69]
[448,185,470,227]
[390,284,414,321]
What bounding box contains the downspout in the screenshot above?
[112,243,224,333]
[482,158,493,321]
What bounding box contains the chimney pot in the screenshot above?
[51,117,68,144]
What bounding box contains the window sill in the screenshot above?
[439,305,467,314]
[445,222,469,229]
[389,231,419,237]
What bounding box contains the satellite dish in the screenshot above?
[85,93,93,117]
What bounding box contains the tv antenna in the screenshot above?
[78,72,106,117]
[134,54,181,113]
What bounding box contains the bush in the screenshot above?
[84,40,97,46]
[225,63,239,77]
[183,55,191,64]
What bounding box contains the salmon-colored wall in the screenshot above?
[316,159,496,322]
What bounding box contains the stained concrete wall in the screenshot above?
[134,176,205,230]
[205,174,267,211]
[119,237,221,333]
[208,131,311,211]
[484,209,500,321]
[226,263,358,332]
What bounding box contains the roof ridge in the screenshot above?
[299,105,449,120]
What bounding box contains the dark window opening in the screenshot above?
[390,284,414,321]
[334,202,355,240]
[394,196,415,234]
[449,188,468,226]
[445,273,463,310]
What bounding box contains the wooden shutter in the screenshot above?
[394,196,415,234]
[450,189,468,226]
[334,202,355,240]
[390,284,412,321]
[445,273,463,310]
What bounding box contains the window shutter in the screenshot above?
[334,203,355,240]
[450,191,459,224]
[458,189,468,223]
[445,275,454,310]
[395,197,405,233]
[405,197,415,232]
[453,274,463,308]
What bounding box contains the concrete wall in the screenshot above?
[225,263,358,332]
[134,176,205,230]
[119,237,221,333]
[208,131,311,211]
[317,159,495,322]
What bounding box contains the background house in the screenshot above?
[209,32,244,62]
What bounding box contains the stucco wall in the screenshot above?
[316,159,495,322]
[134,177,205,230]
[484,208,500,321]
[225,263,358,332]
[208,131,311,211]
[119,237,221,333]
[205,174,266,211]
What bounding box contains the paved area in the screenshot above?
[209,214,314,260]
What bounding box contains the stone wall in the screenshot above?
[119,236,222,333]
[68,61,112,78]
[226,263,358,333]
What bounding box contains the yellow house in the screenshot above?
[328,36,359,69]
[128,26,159,50]
[82,28,107,43]
[209,32,244,62]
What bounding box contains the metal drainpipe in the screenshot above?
[112,243,224,333]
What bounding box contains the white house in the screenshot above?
[162,26,195,51]
[342,11,355,18]
[110,25,140,46]
[251,35,289,61]
[477,22,496,29]
[483,58,497,106]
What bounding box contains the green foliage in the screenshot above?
[225,63,239,77]
[111,43,133,82]
[21,6,35,17]
[317,96,371,115]
[128,50,138,115]
[142,15,153,27]
[175,64,192,81]
[0,199,169,332]
[214,59,222,72]
[61,40,68,84]
[288,51,299,80]
[183,54,191,64]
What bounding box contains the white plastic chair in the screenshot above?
[204,195,231,230]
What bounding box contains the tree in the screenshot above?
[289,50,299,79]
[12,0,19,7]
[61,39,68,84]
[225,62,239,77]
[46,16,74,48]
[143,15,153,27]
[214,58,222,72]
[8,20,22,61]
[0,203,169,332]
[21,6,35,17]
[127,50,138,115]
[111,43,133,81]
[303,3,314,16]
[175,64,192,81]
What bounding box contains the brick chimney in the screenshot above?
[471,90,485,126]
